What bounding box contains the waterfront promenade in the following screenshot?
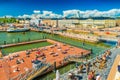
[107,55,120,80]
[61,32,99,43]
[0,39,47,48]
[60,47,120,80]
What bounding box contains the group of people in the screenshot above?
[88,50,111,80]
[8,54,19,61]
[16,58,24,64]
[93,50,111,69]
[68,72,77,80]
[49,43,70,57]
[25,48,46,60]
[67,49,111,80]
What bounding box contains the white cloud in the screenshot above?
[17,9,120,18]
[33,10,40,14]
[18,14,31,18]
[63,9,120,18]
[43,11,52,15]
[63,9,80,18]
[41,11,62,18]
[20,11,63,19]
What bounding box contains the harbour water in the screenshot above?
[0,31,113,55]
[0,31,44,45]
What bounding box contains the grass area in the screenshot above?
[2,41,52,55]
[0,17,17,23]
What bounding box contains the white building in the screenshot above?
[58,19,116,29]
[58,19,79,28]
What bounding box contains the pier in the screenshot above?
[0,39,47,48]
[98,37,118,42]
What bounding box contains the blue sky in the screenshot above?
[0,0,120,17]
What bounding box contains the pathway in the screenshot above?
[60,47,120,80]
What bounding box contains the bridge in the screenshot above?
[26,66,49,80]
[67,58,88,63]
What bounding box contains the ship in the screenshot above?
[7,24,30,32]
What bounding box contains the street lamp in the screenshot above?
[18,38,20,43]
[53,61,56,73]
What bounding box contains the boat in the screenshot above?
[7,24,30,32]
